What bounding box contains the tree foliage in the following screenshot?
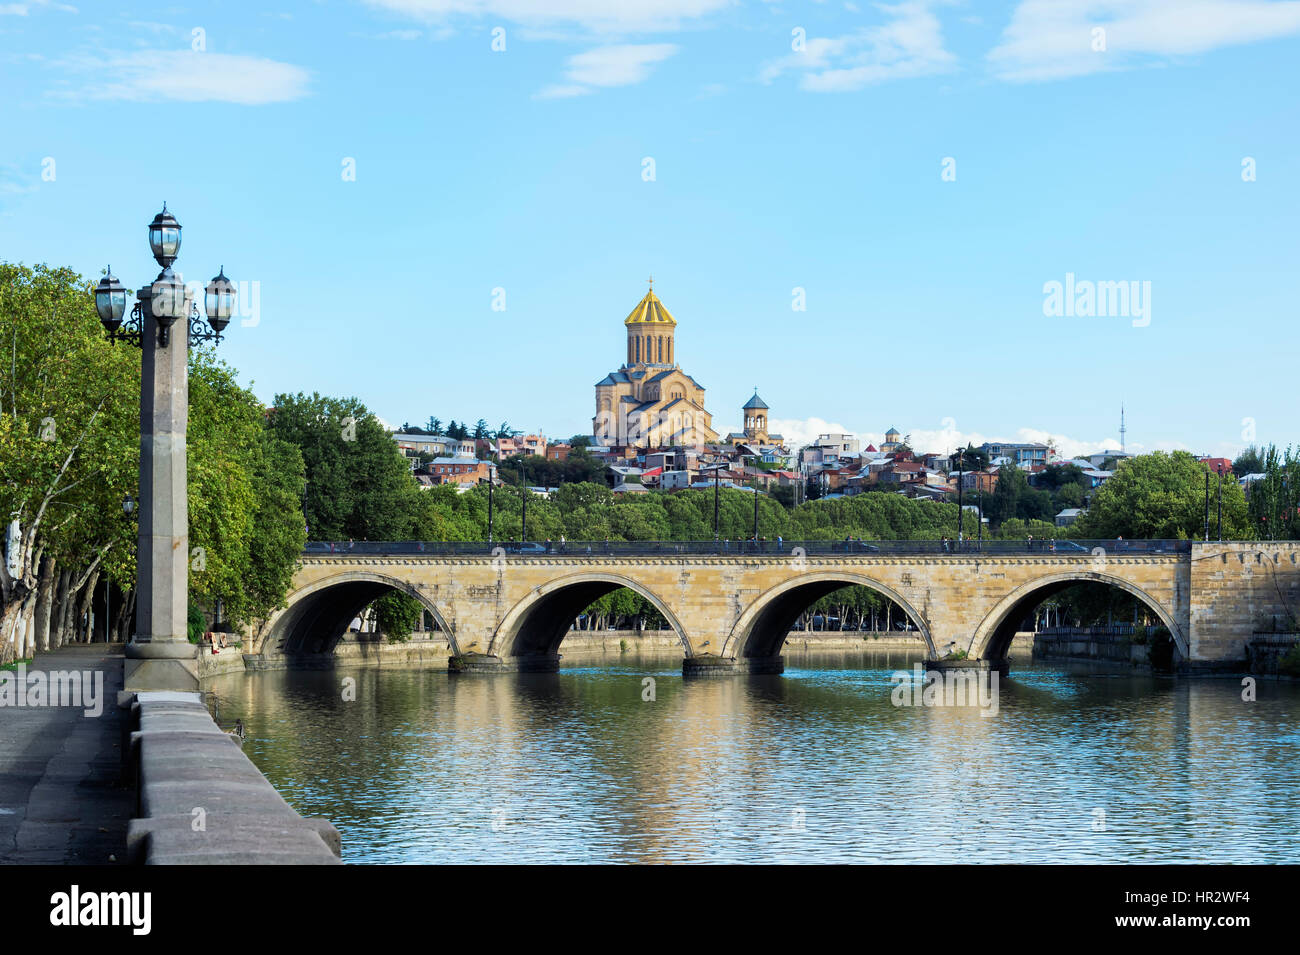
[1072,451,1249,540]
[373,591,422,643]
[0,263,138,660]
[266,392,420,541]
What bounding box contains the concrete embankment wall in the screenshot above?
[1026,629,1300,675]
[219,629,942,675]
[1244,634,1300,678]
[1031,632,1152,667]
[125,691,340,864]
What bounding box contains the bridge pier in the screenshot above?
[928,657,1010,678]
[447,652,508,673]
[447,652,562,673]
[682,654,785,677]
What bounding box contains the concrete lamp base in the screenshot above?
[124,641,201,692]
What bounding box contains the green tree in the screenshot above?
[1233,445,1264,476]
[237,432,307,623]
[186,350,262,623]
[1244,444,1300,540]
[0,263,138,662]
[950,443,990,471]
[266,392,420,541]
[988,467,1027,526]
[1055,482,1085,510]
[1072,451,1249,539]
[372,591,422,642]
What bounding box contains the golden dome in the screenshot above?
[624,287,677,326]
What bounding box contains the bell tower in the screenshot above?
[742,390,769,444]
[624,276,676,367]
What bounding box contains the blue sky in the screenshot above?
[2,0,1298,459]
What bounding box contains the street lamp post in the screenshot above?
[1217,471,1223,541]
[518,457,528,542]
[1204,470,1210,542]
[700,454,725,543]
[955,448,964,546]
[95,205,236,692]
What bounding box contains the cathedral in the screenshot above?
[593,283,719,448]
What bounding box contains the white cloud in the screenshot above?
[536,42,678,97]
[361,0,731,33]
[769,417,1129,461]
[989,0,1300,82]
[59,51,311,105]
[564,42,678,85]
[761,0,956,91]
[534,82,592,98]
[0,0,76,13]
[766,417,856,449]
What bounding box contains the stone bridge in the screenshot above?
[247,541,1300,675]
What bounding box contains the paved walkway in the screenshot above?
[0,645,132,864]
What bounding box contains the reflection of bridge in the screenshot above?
[249,540,1300,675]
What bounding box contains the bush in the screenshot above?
[187,601,207,644]
[372,591,422,643]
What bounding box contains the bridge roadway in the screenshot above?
[248,540,1300,675]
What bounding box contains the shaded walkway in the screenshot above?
[0,645,132,864]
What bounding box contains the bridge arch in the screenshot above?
[969,570,1187,663]
[722,572,935,661]
[488,572,693,661]
[256,571,457,657]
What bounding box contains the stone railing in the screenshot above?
[124,691,340,864]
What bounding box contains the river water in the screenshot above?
[205,650,1300,864]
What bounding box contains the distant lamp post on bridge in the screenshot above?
[955,447,965,545]
[700,454,726,542]
[517,456,528,542]
[95,205,237,692]
[104,493,138,645]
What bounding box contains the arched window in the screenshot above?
[657,336,663,362]
[635,337,641,363]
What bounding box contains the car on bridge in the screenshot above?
[500,542,548,555]
[1047,540,1089,552]
[839,540,881,553]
